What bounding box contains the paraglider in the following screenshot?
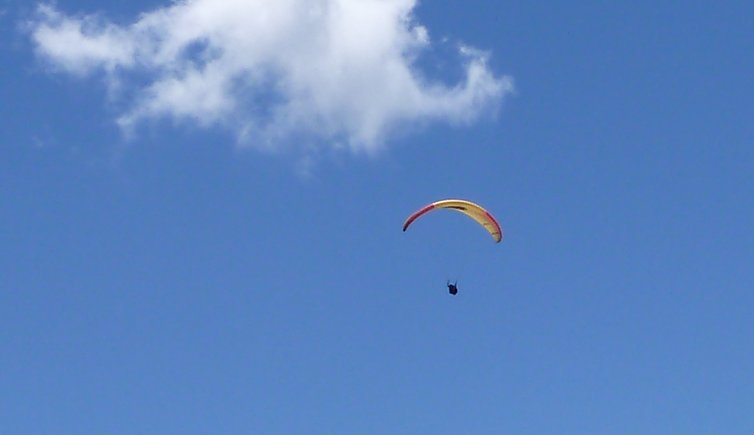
[403,199,503,295]
[402,199,503,243]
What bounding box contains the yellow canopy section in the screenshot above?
[402,199,503,243]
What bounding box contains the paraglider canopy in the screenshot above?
[402,199,503,243]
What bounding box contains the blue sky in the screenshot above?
[2,1,753,433]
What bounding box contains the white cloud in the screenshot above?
[29,0,513,152]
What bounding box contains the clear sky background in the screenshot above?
[2,1,753,433]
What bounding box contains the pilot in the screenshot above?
[447,281,458,295]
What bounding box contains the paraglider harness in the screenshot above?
[447,280,458,295]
